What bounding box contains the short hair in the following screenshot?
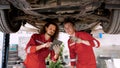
[63,17,75,26]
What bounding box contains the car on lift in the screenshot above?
[0,0,120,34]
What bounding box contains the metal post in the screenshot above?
[2,33,10,68]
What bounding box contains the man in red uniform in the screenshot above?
[24,22,60,68]
[63,20,100,68]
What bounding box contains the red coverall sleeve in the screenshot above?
[25,34,38,54]
[79,32,100,48]
[50,50,58,62]
[68,41,76,66]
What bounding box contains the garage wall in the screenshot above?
[96,34,120,46]
[9,31,120,66]
[93,34,120,58]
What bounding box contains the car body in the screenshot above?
[0,0,120,33]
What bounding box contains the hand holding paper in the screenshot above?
[53,45,61,55]
[49,39,62,50]
[70,36,82,43]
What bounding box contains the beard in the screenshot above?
[46,33,53,37]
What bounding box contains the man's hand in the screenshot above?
[70,36,82,43]
[42,42,52,48]
[36,42,52,51]
[53,45,61,55]
[70,36,90,45]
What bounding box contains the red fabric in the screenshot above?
[24,34,55,68]
[68,32,100,68]
[52,57,57,62]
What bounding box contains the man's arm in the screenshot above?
[36,42,52,51]
[78,32,100,47]
[52,45,61,62]
[70,32,100,47]
[28,42,51,54]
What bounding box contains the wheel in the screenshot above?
[101,9,120,34]
[0,9,22,33]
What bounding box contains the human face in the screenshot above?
[45,24,56,36]
[64,22,75,35]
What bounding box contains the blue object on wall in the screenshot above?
[99,33,103,38]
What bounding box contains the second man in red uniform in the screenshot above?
[63,19,100,68]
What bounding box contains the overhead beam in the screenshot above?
[33,5,82,13]
[32,2,120,13]
[106,4,120,9]
[0,5,10,9]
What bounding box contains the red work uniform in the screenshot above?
[24,34,55,68]
[68,32,100,68]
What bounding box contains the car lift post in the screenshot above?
[2,34,10,68]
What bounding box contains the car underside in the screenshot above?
[0,0,120,33]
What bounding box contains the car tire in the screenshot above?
[102,9,120,34]
[0,9,21,33]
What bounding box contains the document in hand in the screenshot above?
[49,39,63,50]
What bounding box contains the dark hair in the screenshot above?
[40,22,59,41]
[63,17,75,26]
